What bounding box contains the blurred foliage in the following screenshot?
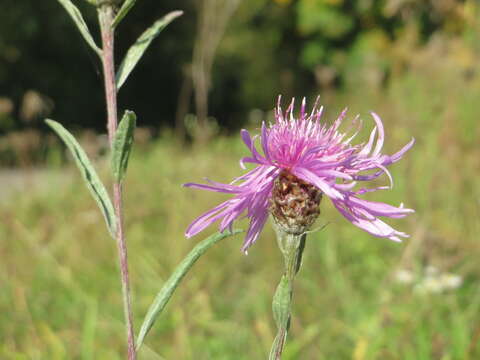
[0,0,478,136]
[1,67,479,356]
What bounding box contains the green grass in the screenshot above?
[1,68,480,359]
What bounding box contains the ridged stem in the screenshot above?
[98,5,136,360]
[269,223,306,360]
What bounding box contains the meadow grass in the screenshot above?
[1,68,479,359]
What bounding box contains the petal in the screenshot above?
[241,207,269,253]
[300,97,307,120]
[241,129,253,149]
[292,167,344,200]
[376,163,394,188]
[358,126,377,156]
[297,144,328,163]
[370,112,385,156]
[240,157,263,169]
[220,200,248,232]
[185,201,231,237]
[184,181,238,194]
[347,196,415,218]
[333,182,358,191]
[344,115,362,144]
[327,108,347,137]
[354,185,389,195]
[352,170,384,182]
[332,199,410,241]
[239,132,270,167]
[261,122,272,161]
[315,169,353,180]
[389,138,415,163]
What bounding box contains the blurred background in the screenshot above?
[1,0,479,358]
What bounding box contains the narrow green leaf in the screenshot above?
[116,11,183,90]
[56,0,102,56]
[269,277,291,360]
[112,0,137,28]
[46,119,117,237]
[272,275,292,329]
[136,229,243,351]
[111,110,136,183]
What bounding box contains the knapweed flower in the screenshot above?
[185,97,414,252]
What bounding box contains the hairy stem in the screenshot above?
[98,5,136,360]
[269,228,306,360]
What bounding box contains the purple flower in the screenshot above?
[185,97,415,252]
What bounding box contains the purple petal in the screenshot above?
[185,201,230,238]
[293,167,344,200]
[389,138,415,163]
[315,169,353,180]
[261,122,272,161]
[300,97,307,119]
[333,200,409,242]
[240,157,263,169]
[347,196,414,218]
[333,182,358,191]
[241,129,253,149]
[184,182,238,194]
[241,207,269,253]
[354,186,389,195]
[358,126,377,156]
[370,112,385,156]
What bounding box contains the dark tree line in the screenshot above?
[0,0,471,136]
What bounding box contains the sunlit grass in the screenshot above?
[1,71,479,359]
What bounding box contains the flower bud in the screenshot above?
[270,170,322,235]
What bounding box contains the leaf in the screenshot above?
[116,11,183,90]
[111,110,136,183]
[272,275,292,329]
[136,229,243,351]
[112,0,137,28]
[46,119,117,237]
[269,276,291,360]
[56,0,102,56]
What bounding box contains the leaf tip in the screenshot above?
[171,10,184,18]
[163,10,184,24]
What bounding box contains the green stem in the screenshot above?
[269,228,306,360]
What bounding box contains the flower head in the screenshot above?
[185,97,415,252]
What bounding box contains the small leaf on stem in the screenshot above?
[116,10,183,90]
[272,275,292,329]
[46,119,117,238]
[56,0,102,56]
[111,110,136,183]
[136,229,242,351]
[112,0,137,28]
